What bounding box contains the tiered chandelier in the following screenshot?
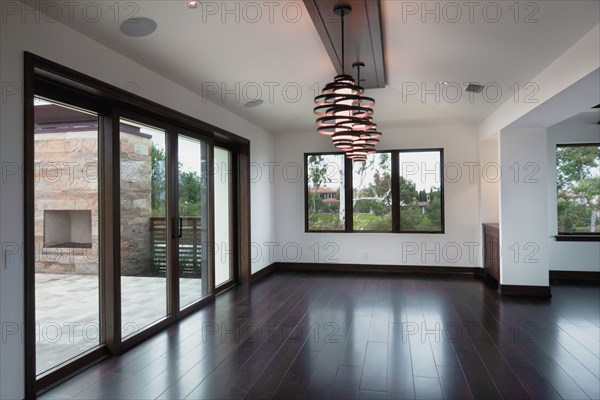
[313,4,382,163]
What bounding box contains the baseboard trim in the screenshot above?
[275,262,481,276]
[250,263,277,282]
[252,263,557,297]
[498,284,552,297]
[550,270,600,281]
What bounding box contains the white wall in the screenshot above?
[0,7,275,398]
[547,121,600,272]
[499,128,549,286]
[274,125,481,268]
[480,135,499,224]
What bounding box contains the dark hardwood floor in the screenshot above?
[40,272,600,400]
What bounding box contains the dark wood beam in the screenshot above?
[304,0,386,89]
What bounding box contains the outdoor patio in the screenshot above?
[35,273,203,375]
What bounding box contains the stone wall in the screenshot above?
[119,132,153,276]
[34,131,100,274]
[34,130,153,276]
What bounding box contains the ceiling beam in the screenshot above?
[304,0,386,89]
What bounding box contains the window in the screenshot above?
[305,154,345,231]
[556,144,600,239]
[305,149,444,233]
[353,152,392,231]
[399,150,443,232]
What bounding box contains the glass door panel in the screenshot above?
[33,96,101,375]
[119,118,168,338]
[214,147,233,287]
[178,135,209,309]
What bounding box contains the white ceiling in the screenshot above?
[51,0,600,134]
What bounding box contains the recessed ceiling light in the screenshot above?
[186,0,199,9]
[120,17,157,37]
[244,99,264,108]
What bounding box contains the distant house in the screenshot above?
[310,187,337,200]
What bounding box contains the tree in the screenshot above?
[557,146,600,232]
[352,154,393,230]
[179,169,204,217]
[307,155,344,230]
[151,143,206,217]
[151,144,166,216]
[399,176,417,206]
[307,155,328,215]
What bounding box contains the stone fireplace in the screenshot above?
[44,210,92,248]
[34,101,153,275]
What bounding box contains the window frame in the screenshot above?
[304,148,445,234]
[555,143,600,242]
[397,148,445,234]
[304,152,350,233]
[351,151,394,233]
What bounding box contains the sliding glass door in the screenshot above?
[31,99,238,385]
[177,134,209,309]
[215,147,234,287]
[119,118,169,338]
[118,123,213,339]
[26,55,246,395]
[33,96,102,375]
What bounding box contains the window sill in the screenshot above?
[555,235,600,242]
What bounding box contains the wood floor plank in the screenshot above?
[437,366,472,400]
[330,365,363,400]
[454,350,502,399]
[356,390,386,400]
[414,376,443,400]
[270,349,320,400]
[519,339,594,399]
[360,341,388,392]
[407,314,439,379]
[300,339,346,399]
[511,366,562,400]
[387,318,415,400]
[339,315,371,367]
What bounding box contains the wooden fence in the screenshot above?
[150,217,205,277]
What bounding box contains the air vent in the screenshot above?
[465,83,485,93]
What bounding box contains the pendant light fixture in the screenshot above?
[346,62,381,162]
[313,4,382,161]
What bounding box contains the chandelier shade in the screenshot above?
[312,4,382,161]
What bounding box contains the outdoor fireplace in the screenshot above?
[44,210,92,248]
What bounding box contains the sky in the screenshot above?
[310,151,441,192]
[134,123,206,174]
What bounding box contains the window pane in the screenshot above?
[215,147,232,287]
[306,154,345,231]
[178,135,209,309]
[34,96,101,374]
[120,119,168,338]
[353,153,392,231]
[556,145,600,234]
[399,151,443,232]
